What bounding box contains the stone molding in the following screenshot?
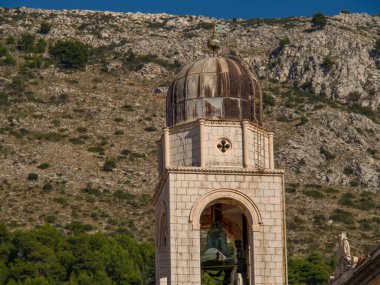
[165,166,284,174]
[189,188,263,232]
[153,167,285,204]
[161,119,273,134]
[165,120,198,134]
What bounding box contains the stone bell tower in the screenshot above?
[154,56,287,285]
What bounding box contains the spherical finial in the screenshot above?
[207,37,220,53]
[207,24,220,56]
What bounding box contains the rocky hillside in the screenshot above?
[0,7,379,257]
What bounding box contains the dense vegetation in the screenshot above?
[49,40,90,69]
[288,252,332,285]
[0,223,335,285]
[0,223,154,285]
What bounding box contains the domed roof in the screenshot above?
[166,56,263,127]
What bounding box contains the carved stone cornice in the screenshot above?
[152,166,285,204]
[166,166,284,174]
[166,120,198,134]
[164,119,272,134]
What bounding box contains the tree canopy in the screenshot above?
[311,12,327,29]
[0,223,154,285]
[288,252,332,285]
[49,40,89,69]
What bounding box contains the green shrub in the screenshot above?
[27,172,39,181]
[53,197,68,206]
[322,56,335,71]
[313,214,326,226]
[304,190,324,199]
[45,215,56,223]
[24,55,42,69]
[298,115,309,125]
[263,92,275,107]
[0,92,9,106]
[0,43,9,57]
[276,115,292,122]
[76,127,88,133]
[114,117,124,122]
[358,219,371,231]
[325,187,339,194]
[358,192,375,210]
[144,126,157,132]
[311,12,327,29]
[285,183,299,193]
[343,166,354,175]
[29,131,65,142]
[87,146,105,153]
[42,182,53,193]
[6,36,15,45]
[114,130,124,135]
[320,146,335,160]
[130,152,146,159]
[114,190,135,200]
[49,40,89,69]
[279,37,290,49]
[103,159,116,171]
[17,33,36,52]
[122,104,134,111]
[349,180,359,187]
[330,209,354,224]
[292,216,306,231]
[305,183,322,189]
[57,93,69,104]
[37,163,49,169]
[69,137,86,145]
[2,55,17,66]
[195,22,214,30]
[375,38,380,51]
[340,10,350,14]
[123,49,181,71]
[39,21,52,34]
[81,186,102,196]
[36,38,47,53]
[121,149,131,156]
[339,192,356,207]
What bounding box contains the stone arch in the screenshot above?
[156,201,168,249]
[189,188,263,231]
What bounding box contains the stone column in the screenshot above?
[268,132,274,169]
[199,119,205,168]
[242,121,249,168]
[164,128,170,169]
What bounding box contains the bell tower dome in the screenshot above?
[154,55,287,285]
[166,56,263,127]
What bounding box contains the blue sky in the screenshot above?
[3,0,379,19]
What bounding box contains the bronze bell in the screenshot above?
[201,222,234,271]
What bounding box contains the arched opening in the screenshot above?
[156,201,169,285]
[189,189,262,285]
[200,202,251,285]
[159,211,167,250]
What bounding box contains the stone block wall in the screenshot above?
[155,179,171,284]
[246,125,270,169]
[169,123,200,167]
[155,170,287,285]
[163,120,273,170]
